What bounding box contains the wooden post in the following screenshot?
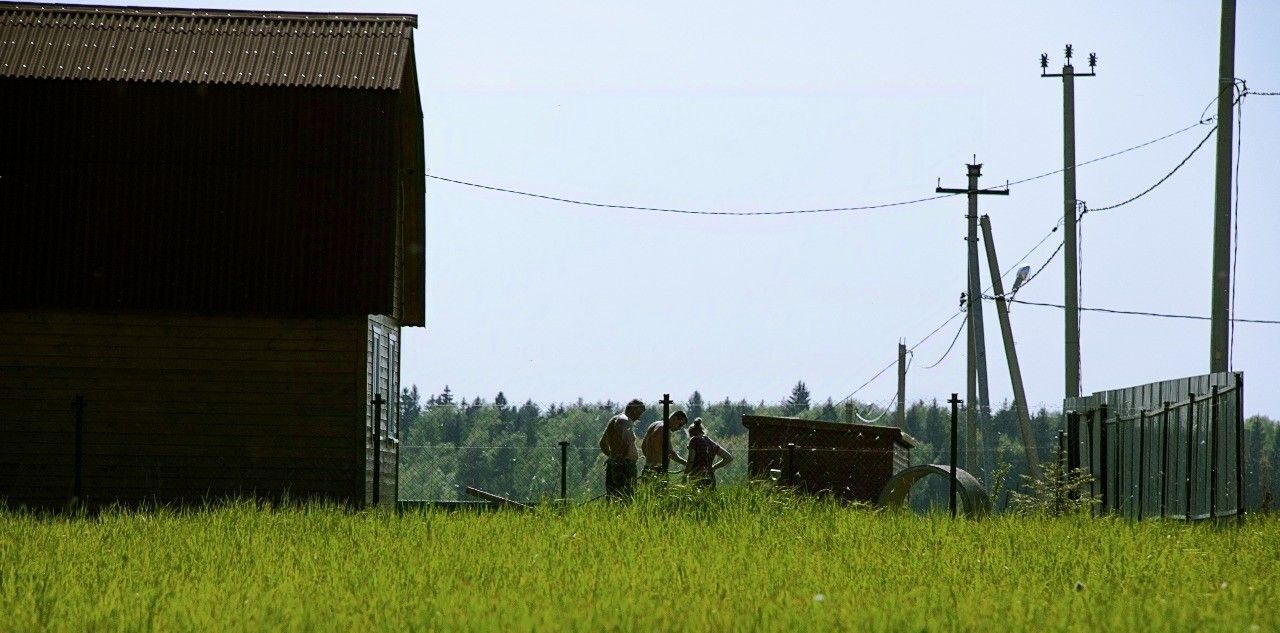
[465,487,532,511]
[844,402,854,424]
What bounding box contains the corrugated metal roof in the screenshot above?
[0,2,415,89]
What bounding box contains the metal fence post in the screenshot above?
[948,393,960,519]
[73,395,85,503]
[660,394,672,478]
[372,393,384,506]
[1160,401,1171,518]
[1100,406,1111,516]
[1137,410,1146,520]
[1099,406,1109,513]
[1085,410,1096,503]
[559,440,570,500]
[785,443,797,487]
[1209,385,1220,520]
[1236,373,1246,519]
[1186,392,1196,521]
[1056,430,1066,515]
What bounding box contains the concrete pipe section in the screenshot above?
[877,464,992,517]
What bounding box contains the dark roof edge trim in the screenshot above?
[0,2,417,25]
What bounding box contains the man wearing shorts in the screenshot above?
[599,399,645,497]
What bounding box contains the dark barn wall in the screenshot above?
[0,78,399,317]
[0,311,366,507]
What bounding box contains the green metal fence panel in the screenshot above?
[1065,372,1243,521]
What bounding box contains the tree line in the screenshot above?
[396,381,1280,510]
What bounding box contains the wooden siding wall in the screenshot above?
[0,311,366,508]
[397,50,426,327]
[741,416,911,503]
[0,79,400,317]
[363,315,400,505]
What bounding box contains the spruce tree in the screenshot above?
[786,381,811,415]
[400,386,423,435]
[688,390,704,420]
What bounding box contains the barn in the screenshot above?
[0,2,425,508]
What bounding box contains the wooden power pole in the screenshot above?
[1210,0,1237,372]
[1041,44,1096,401]
[980,214,1042,480]
[937,163,1006,480]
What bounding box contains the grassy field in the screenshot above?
[2,486,1277,632]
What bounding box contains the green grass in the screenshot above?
[2,485,1277,632]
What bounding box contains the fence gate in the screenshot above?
[1065,372,1244,521]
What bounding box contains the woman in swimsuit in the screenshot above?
[683,417,733,489]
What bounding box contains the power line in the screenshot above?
[1086,123,1218,212]
[985,296,1280,325]
[836,209,1067,402]
[425,174,960,216]
[917,315,966,370]
[834,310,964,405]
[426,114,1219,217]
[1004,119,1211,188]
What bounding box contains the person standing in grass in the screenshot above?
[599,399,645,497]
[683,417,733,489]
[640,409,688,478]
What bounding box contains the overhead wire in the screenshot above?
[425,174,962,216]
[1086,123,1218,212]
[834,310,963,405]
[985,297,1280,325]
[425,112,1221,217]
[843,104,1235,401]
[428,93,1262,405]
[917,316,966,370]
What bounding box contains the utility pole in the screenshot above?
[1209,0,1236,372]
[896,340,907,430]
[980,214,1042,480]
[937,162,1006,480]
[1041,44,1096,400]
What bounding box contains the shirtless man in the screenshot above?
[640,410,688,477]
[599,399,645,497]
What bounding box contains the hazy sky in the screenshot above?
[115,1,1280,414]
